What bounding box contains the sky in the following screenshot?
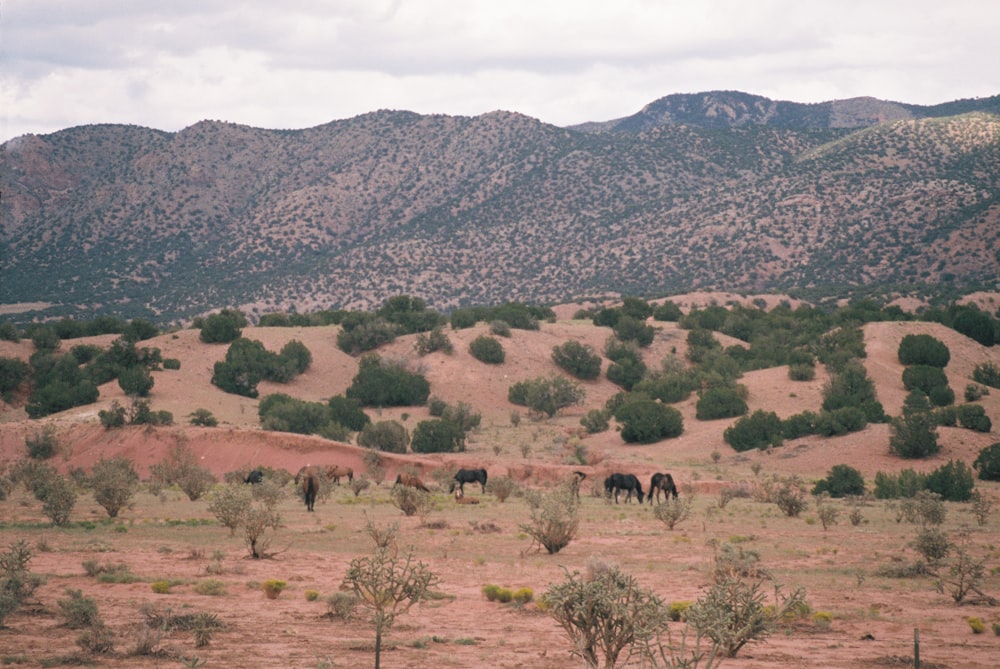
[2,0,998,142]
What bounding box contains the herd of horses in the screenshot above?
[247,465,677,512]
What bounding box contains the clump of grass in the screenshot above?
[83,560,141,583]
[812,611,833,630]
[667,600,692,622]
[262,579,286,599]
[194,579,226,596]
[512,587,534,605]
[304,589,320,602]
[968,617,986,634]
[150,580,172,594]
[482,584,501,601]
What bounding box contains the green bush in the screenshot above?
[580,409,610,434]
[336,316,398,355]
[118,365,154,397]
[811,464,865,497]
[964,383,988,402]
[902,365,949,395]
[189,408,218,427]
[0,357,30,399]
[162,358,181,370]
[781,411,818,440]
[973,443,1000,481]
[952,307,996,346]
[889,409,940,459]
[25,427,59,460]
[327,395,371,431]
[956,404,992,432]
[972,362,1000,389]
[376,295,445,335]
[345,354,430,407]
[822,362,885,422]
[652,301,682,321]
[632,373,695,404]
[414,328,454,355]
[489,302,545,330]
[508,375,585,417]
[873,468,927,499]
[469,336,505,364]
[57,588,101,629]
[410,419,466,453]
[813,407,867,436]
[551,341,601,380]
[259,394,335,435]
[696,386,747,420]
[614,399,683,443]
[724,410,783,452]
[198,309,246,343]
[612,316,655,347]
[924,459,974,502]
[897,334,950,367]
[90,457,139,518]
[357,420,410,454]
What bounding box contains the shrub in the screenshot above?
[781,411,818,440]
[924,460,974,502]
[544,561,667,669]
[99,402,127,428]
[488,320,512,337]
[889,409,940,459]
[410,419,466,454]
[414,327,453,355]
[357,420,409,454]
[346,354,430,407]
[151,580,172,594]
[390,486,431,517]
[485,476,517,502]
[914,527,950,565]
[512,587,534,605]
[973,443,1000,481]
[724,410,783,452]
[482,584,502,601]
[189,408,219,427]
[0,357,29,399]
[198,309,246,343]
[788,363,815,381]
[195,579,227,596]
[261,579,287,599]
[520,485,579,554]
[971,362,1000,389]
[551,341,602,380]
[580,409,610,434]
[162,358,181,370]
[118,365,154,397]
[336,316,398,355]
[508,375,585,418]
[814,407,867,436]
[208,484,253,536]
[811,464,865,498]
[822,362,885,422]
[149,443,217,501]
[38,474,77,526]
[326,592,359,620]
[956,404,992,432]
[57,588,100,628]
[469,335,505,364]
[897,334,950,367]
[696,386,748,420]
[0,541,43,627]
[968,617,986,634]
[902,365,949,395]
[327,394,370,431]
[90,457,139,518]
[25,427,59,460]
[653,497,693,530]
[614,399,683,443]
[612,316,655,347]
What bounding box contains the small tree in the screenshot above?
[973,443,1000,481]
[615,399,683,444]
[724,410,783,452]
[208,484,253,536]
[811,464,865,498]
[198,309,246,343]
[889,407,940,459]
[552,341,602,380]
[696,387,747,420]
[37,474,77,526]
[357,420,409,454]
[25,427,59,460]
[410,418,465,453]
[469,335,505,364]
[118,365,154,397]
[0,540,43,627]
[343,521,441,669]
[508,375,585,418]
[90,457,139,518]
[520,484,579,554]
[545,560,668,669]
[898,334,950,367]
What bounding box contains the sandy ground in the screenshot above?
[0,300,999,668]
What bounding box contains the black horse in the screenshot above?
[604,473,644,504]
[244,468,264,485]
[648,472,679,504]
[450,468,488,495]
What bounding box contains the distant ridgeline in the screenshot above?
[2,90,999,325]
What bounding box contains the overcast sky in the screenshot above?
[2,0,998,142]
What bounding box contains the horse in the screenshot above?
[393,472,430,492]
[648,472,679,504]
[454,488,480,505]
[604,473,644,504]
[449,468,488,495]
[324,465,354,485]
[569,470,587,500]
[294,466,321,512]
[244,468,264,485]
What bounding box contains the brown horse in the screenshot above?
[324,465,354,485]
[393,472,430,492]
[294,466,321,512]
[569,470,587,500]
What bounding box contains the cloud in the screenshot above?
[2,0,997,141]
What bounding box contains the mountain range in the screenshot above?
[3,90,999,325]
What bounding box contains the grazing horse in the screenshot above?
[569,470,587,500]
[294,466,321,512]
[449,468,488,495]
[648,472,679,504]
[244,468,264,485]
[604,473,644,504]
[324,465,354,485]
[394,472,430,492]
